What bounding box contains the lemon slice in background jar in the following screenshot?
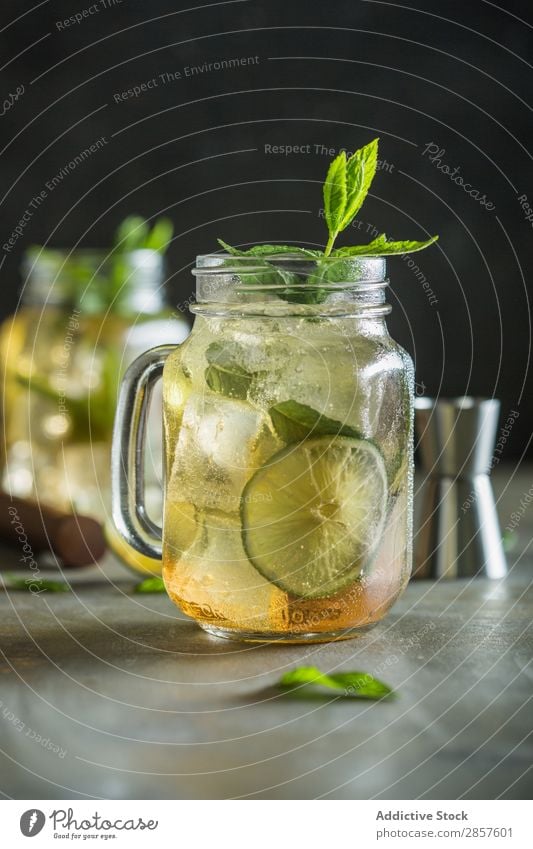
[106,524,163,576]
[241,436,388,599]
[106,502,198,576]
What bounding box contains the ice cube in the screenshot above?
[247,327,411,485]
[164,508,287,630]
[247,326,368,418]
[168,392,281,512]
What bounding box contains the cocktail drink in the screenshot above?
[112,138,436,640]
[166,255,413,639]
[114,254,414,641]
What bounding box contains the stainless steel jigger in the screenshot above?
[414,397,507,580]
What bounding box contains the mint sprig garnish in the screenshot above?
[333,233,438,256]
[217,138,438,265]
[217,239,320,258]
[323,138,379,255]
[3,574,70,592]
[278,666,394,700]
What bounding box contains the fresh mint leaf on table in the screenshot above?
[134,576,166,593]
[269,400,360,443]
[217,138,438,305]
[279,666,394,700]
[502,529,517,553]
[3,574,70,592]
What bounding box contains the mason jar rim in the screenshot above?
[193,252,386,283]
[191,252,390,317]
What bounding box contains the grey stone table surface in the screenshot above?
[0,467,532,800]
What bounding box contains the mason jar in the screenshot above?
[0,246,189,571]
[112,254,414,642]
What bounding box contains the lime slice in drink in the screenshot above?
[241,436,388,598]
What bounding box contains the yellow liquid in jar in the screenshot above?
[161,315,412,641]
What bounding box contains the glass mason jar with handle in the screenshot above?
[112,253,414,642]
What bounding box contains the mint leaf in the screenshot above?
[3,574,70,592]
[206,364,253,399]
[340,138,379,230]
[270,400,359,443]
[216,138,439,299]
[144,217,174,252]
[114,215,149,252]
[205,341,256,399]
[216,241,328,304]
[323,151,348,247]
[134,576,166,593]
[217,238,247,256]
[323,139,379,255]
[502,529,517,553]
[114,215,174,253]
[279,665,394,700]
[334,234,438,256]
[244,245,321,258]
[217,239,320,258]
[334,233,388,255]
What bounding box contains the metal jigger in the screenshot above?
[414,397,507,580]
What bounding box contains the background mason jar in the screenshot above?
[0,246,190,572]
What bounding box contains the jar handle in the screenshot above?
[111,345,175,560]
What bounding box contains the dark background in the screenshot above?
[1,0,531,456]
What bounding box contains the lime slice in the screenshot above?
[241,436,388,598]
